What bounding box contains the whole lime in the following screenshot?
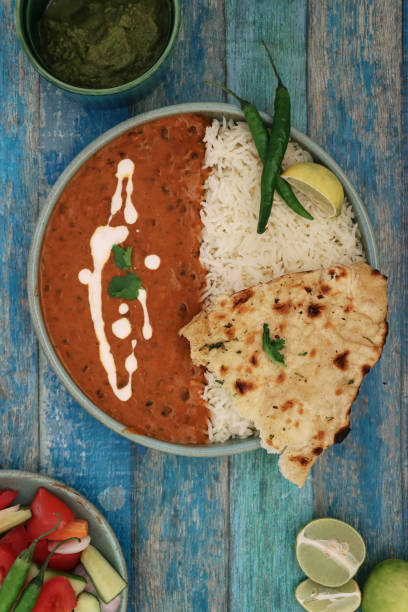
[362,559,408,612]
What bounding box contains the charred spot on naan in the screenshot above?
[334,426,351,444]
[307,303,325,318]
[328,266,348,280]
[281,400,295,412]
[234,379,256,395]
[276,371,286,384]
[225,326,236,340]
[250,353,259,367]
[333,350,350,370]
[232,288,254,309]
[289,455,311,467]
[273,301,292,314]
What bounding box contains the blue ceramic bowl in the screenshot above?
[14,0,180,107]
[27,102,379,457]
[0,470,128,610]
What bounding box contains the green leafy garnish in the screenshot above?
[112,245,133,270]
[108,272,142,300]
[262,323,287,367]
[298,351,308,356]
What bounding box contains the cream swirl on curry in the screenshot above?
[78,159,152,402]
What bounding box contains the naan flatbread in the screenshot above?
[181,263,387,487]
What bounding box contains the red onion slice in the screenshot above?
[48,535,91,555]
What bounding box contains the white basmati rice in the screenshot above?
[200,119,365,443]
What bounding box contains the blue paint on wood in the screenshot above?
[0,1,406,611]
[308,0,407,593]
[0,2,39,471]
[131,450,228,612]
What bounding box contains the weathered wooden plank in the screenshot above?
[402,0,408,553]
[225,2,312,610]
[37,83,134,593]
[128,2,229,610]
[308,0,407,580]
[0,0,39,471]
[132,449,228,612]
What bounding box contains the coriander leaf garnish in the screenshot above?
[112,245,133,270]
[298,351,308,356]
[262,323,287,367]
[108,272,142,300]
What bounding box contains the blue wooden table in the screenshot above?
[0,1,406,610]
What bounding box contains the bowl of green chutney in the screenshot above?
[15,0,180,107]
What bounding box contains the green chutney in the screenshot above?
[38,0,171,89]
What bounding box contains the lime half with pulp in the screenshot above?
[295,578,361,612]
[296,518,366,587]
[281,162,344,217]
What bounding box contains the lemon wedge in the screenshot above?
[281,162,344,217]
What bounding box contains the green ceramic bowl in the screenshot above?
[27,102,379,458]
[0,470,128,610]
[14,0,180,107]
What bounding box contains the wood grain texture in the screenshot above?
[0,1,406,611]
[0,0,39,471]
[129,3,229,610]
[225,2,312,610]
[132,449,228,612]
[308,0,407,584]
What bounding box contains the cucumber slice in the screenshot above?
[26,564,87,596]
[75,592,101,612]
[81,545,127,603]
[0,507,32,534]
[45,569,87,596]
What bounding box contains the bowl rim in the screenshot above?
[14,0,181,96]
[27,101,379,458]
[0,469,129,610]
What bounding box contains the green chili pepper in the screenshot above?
[206,77,313,221]
[14,537,79,612]
[257,41,291,233]
[205,81,269,158]
[276,176,314,220]
[0,515,62,612]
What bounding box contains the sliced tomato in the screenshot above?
[0,544,17,587]
[0,489,18,510]
[0,525,28,556]
[26,487,74,542]
[32,576,77,611]
[33,539,80,571]
[51,518,88,541]
[48,551,81,571]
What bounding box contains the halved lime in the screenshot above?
[296,518,366,587]
[281,162,344,217]
[295,578,361,612]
